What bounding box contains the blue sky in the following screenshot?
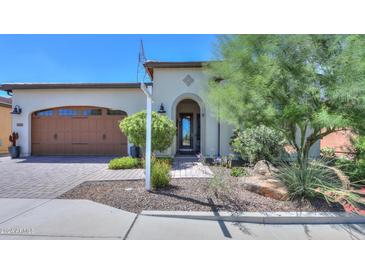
[0,34,217,97]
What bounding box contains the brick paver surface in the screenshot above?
[0,155,212,198]
[0,156,144,199]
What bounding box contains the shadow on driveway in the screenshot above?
[14,156,115,164]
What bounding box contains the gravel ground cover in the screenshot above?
[59,166,340,213]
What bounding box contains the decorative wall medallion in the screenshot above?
[183,74,194,86]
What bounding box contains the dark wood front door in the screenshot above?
[178,113,193,151]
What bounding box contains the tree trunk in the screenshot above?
[296,142,310,170]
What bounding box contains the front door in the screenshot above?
[178,113,193,152]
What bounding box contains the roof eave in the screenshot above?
[0,82,151,91]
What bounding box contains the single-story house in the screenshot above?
[0,97,12,154]
[0,60,320,159]
[0,61,234,157]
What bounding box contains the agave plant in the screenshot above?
[277,159,365,214]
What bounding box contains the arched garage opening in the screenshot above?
[31,106,128,156]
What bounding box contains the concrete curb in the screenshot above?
[140,211,365,224]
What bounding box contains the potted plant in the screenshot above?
[8,132,20,159]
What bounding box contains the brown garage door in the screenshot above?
[31,106,128,156]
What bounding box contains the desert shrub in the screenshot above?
[155,156,173,165]
[278,160,365,214]
[335,156,365,183]
[277,160,342,199]
[151,159,171,189]
[231,125,286,164]
[220,154,235,168]
[119,111,176,153]
[208,169,226,195]
[108,157,140,170]
[335,136,365,183]
[230,167,247,177]
[353,136,365,160]
[320,147,336,158]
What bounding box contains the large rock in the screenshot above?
[252,160,279,176]
[240,175,289,201]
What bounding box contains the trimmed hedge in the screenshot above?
[108,157,140,170]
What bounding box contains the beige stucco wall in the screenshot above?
[11,69,235,158]
[11,88,145,156]
[152,67,234,156]
[0,104,12,153]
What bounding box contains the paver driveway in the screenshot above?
[0,156,144,199]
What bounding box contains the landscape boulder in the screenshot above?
[252,160,279,176]
[240,175,289,201]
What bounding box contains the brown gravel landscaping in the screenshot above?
[58,166,341,213]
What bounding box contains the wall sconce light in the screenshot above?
[11,105,22,115]
[157,103,166,114]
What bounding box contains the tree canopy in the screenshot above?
[207,35,365,165]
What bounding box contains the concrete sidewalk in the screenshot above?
[1,198,365,240]
[0,199,137,239]
[126,214,365,240]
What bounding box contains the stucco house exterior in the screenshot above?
[0,97,12,154]
[0,60,321,159]
[320,130,355,156]
[0,61,234,157]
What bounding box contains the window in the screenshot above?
[34,109,53,116]
[107,109,126,116]
[58,108,102,116]
[59,109,81,116]
[83,109,102,116]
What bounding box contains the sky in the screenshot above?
[0,34,217,97]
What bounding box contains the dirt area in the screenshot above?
[58,166,340,213]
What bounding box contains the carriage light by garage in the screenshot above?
[157,103,166,114]
[11,105,22,115]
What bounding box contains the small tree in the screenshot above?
[207,35,365,169]
[119,111,176,154]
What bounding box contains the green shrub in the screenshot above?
[231,125,286,164]
[335,156,365,183]
[353,136,365,160]
[119,111,176,153]
[108,157,140,170]
[151,159,171,189]
[230,167,247,177]
[155,156,173,165]
[277,160,342,199]
[320,147,336,158]
[334,136,365,183]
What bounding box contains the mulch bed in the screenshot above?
[58,166,341,213]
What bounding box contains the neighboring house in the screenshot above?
[321,129,355,156]
[0,61,320,158]
[0,61,234,157]
[0,96,12,154]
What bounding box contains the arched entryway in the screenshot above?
[31,106,128,156]
[175,99,201,155]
